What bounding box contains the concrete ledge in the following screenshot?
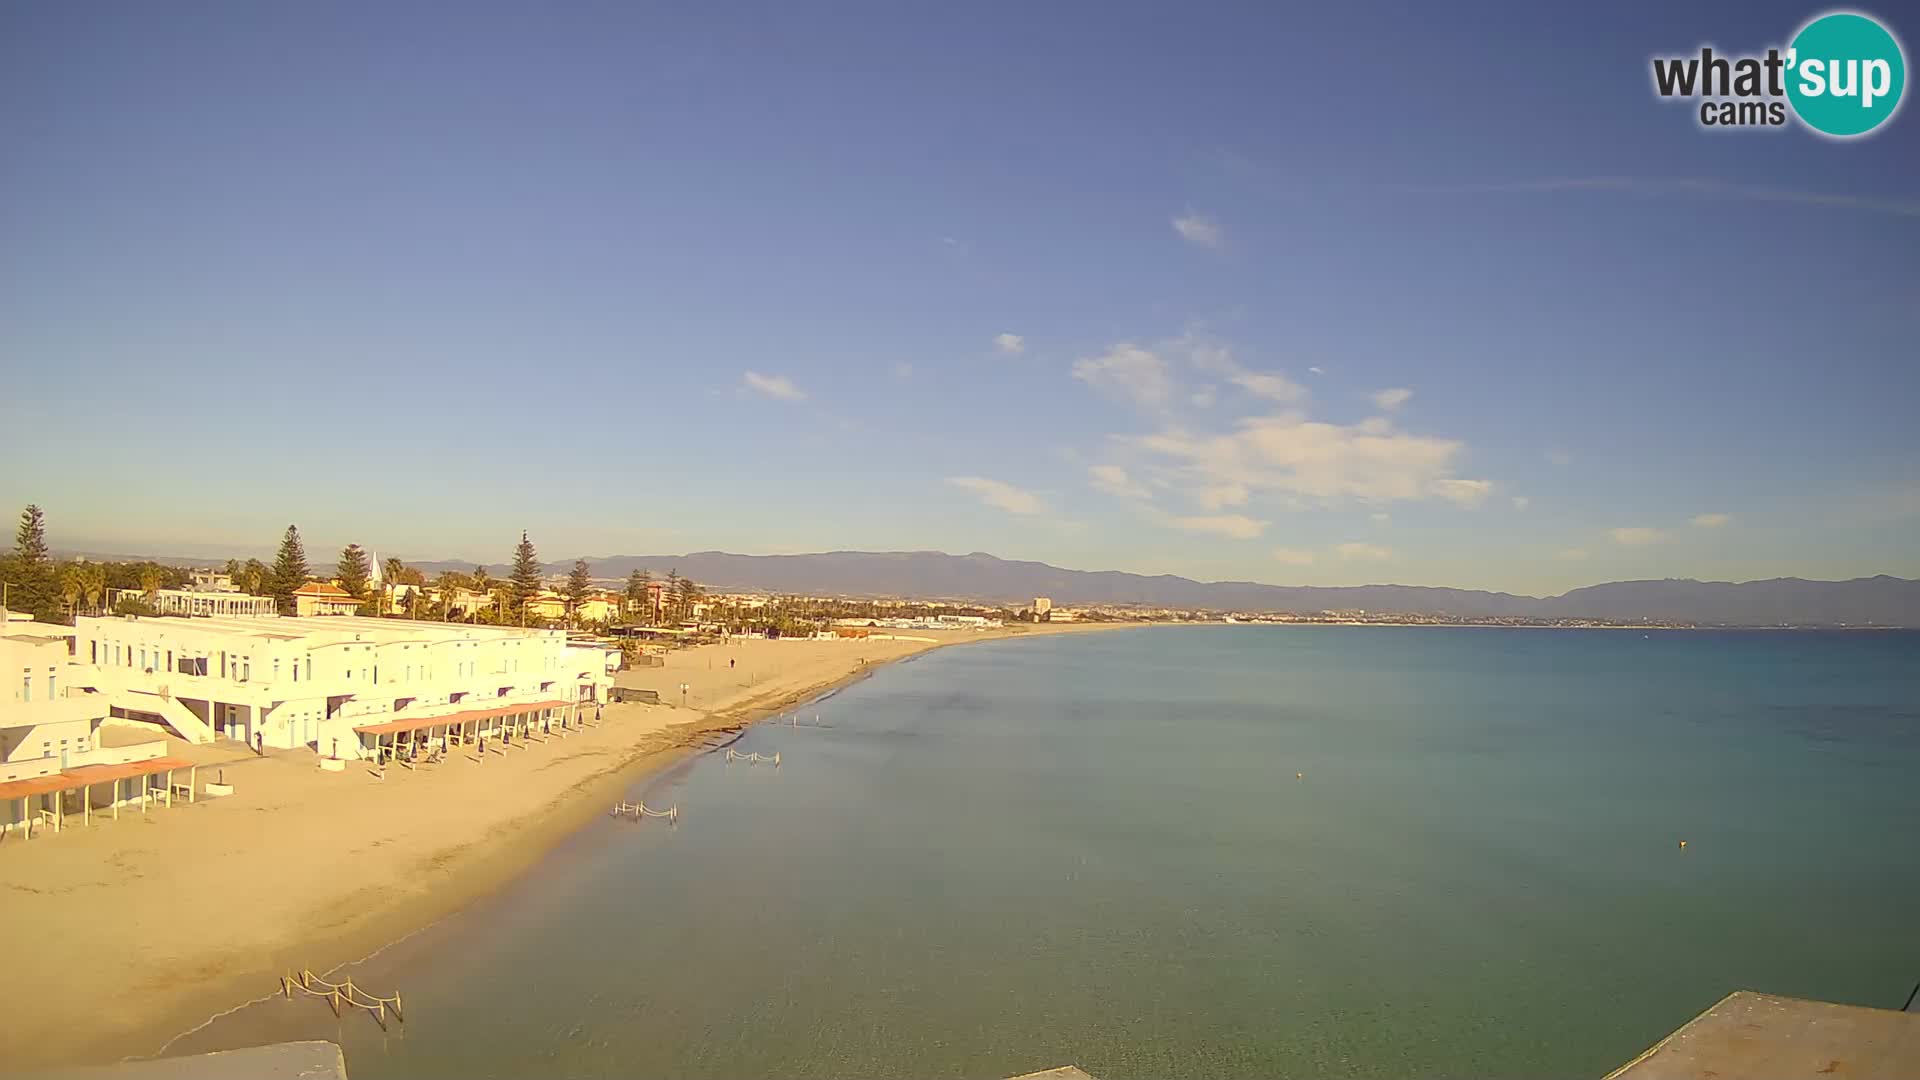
[45,1040,347,1079]
[202,782,234,797]
[1609,991,1920,1080]
[317,758,346,772]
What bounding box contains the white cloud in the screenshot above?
[1171,211,1224,249]
[1690,512,1731,528]
[1371,387,1413,411]
[1231,371,1307,403]
[742,371,806,401]
[1433,478,1493,507]
[1609,527,1669,546]
[1336,541,1394,562]
[1169,514,1268,539]
[1555,548,1590,561]
[993,333,1026,355]
[1371,512,1391,524]
[1134,412,1492,510]
[1089,464,1151,500]
[1547,449,1573,466]
[1511,496,1530,510]
[1190,385,1218,408]
[1308,365,1325,375]
[1073,343,1175,409]
[1271,547,1317,566]
[893,362,913,379]
[1195,483,1250,509]
[948,476,1044,515]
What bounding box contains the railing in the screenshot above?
[281,969,405,1031]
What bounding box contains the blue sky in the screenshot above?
[2,1,1914,595]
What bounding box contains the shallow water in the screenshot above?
[168,626,1920,1078]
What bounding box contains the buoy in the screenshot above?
[1296,772,1303,780]
[1678,840,1688,850]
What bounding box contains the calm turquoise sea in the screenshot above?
[169,627,1920,1078]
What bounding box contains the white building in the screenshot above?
[66,614,617,761]
[108,587,277,618]
[3,616,173,834]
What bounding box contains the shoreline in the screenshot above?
[0,622,1131,1074]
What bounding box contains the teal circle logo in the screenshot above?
[1786,11,1906,137]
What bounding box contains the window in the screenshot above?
[47,671,55,698]
[21,670,29,703]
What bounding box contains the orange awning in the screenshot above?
[61,757,194,788]
[353,699,571,737]
[0,757,192,801]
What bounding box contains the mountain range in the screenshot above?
[392,549,1920,627]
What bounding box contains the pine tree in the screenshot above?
[270,525,309,615]
[9,504,58,619]
[624,568,650,620]
[509,531,542,620]
[676,575,698,622]
[566,559,593,619]
[337,544,372,602]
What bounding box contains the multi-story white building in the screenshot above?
[3,615,174,834]
[66,614,617,760]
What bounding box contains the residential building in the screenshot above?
[573,594,620,624]
[293,582,360,617]
[64,614,617,759]
[3,616,169,832]
[523,592,567,621]
[107,586,277,618]
[1034,597,1053,616]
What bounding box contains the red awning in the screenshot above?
[353,699,571,738]
[0,773,78,801]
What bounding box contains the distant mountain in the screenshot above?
[400,549,1920,627]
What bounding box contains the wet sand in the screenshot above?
[0,623,1120,1073]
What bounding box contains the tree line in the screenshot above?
[1,504,720,631]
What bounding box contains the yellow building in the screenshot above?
[292,582,360,617]
[522,593,567,621]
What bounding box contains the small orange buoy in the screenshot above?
[1678,840,1688,850]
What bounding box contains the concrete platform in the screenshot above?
[1608,991,1920,1080]
[42,1041,347,1080]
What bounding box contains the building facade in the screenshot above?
[292,582,360,617]
[66,614,617,759]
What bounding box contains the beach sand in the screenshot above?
[0,623,1119,1073]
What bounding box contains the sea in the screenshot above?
[163,626,1920,1078]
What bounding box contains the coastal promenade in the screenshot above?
[0,623,1120,1073]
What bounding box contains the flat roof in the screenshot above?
[1608,991,1920,1080]
[75,613,574,648]
[353,699,571,737]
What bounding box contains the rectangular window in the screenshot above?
[21,671,30,703]
[48,671,55,699]
[90,641,98,664]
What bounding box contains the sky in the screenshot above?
[1,1,1915,596]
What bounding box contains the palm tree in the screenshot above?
[139,565,165,599]
[79,564,105,616]
[384,557,405,584]
[59,564,85,618]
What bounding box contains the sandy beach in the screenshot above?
[0,623,1121,1073]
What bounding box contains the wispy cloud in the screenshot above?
[1073,344,1175,409]
[1690,512,1731,528]
[1555,548,1590,561]
[947,476,1044,515]
[1371,387,1413,411]
[1336,541,1394,562]
[1089,464,1151,500]
[1308,365,1325,375]
[1547,449,1573,466]
[1371,512,1391,524]
[1609,527,1669,546]
[1171,210,1224,249]
[1511,496,1530,511]
[1433,479,1493,507]
[1190,385,1218,408]
[742,371,806,401]
[893,362,914,379]
[1232,371,1307,403]
[1169,513,1268,539]
[993,333,1026,356]
[1391,177,1920,218]
[1271,547,1317,566]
